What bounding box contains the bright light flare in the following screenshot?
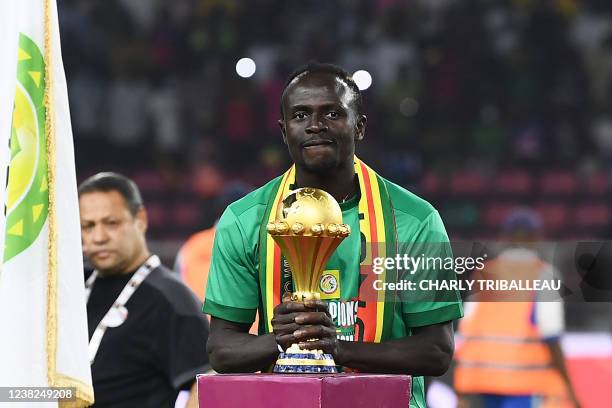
[352,70,372,90]
[236,58,256,78]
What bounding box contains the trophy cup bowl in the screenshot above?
[267,187,351,373]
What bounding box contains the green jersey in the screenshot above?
[204,175,463,408]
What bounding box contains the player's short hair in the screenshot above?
[78,172,144,216]
[280,62,363,119]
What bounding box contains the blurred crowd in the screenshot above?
[59,0,612,240]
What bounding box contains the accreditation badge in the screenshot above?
[104,305,128,328]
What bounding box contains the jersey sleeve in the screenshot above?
[399,210,464,328]
[202,208,259,324]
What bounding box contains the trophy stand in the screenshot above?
[273,291,336,373]
[266,188,351,374]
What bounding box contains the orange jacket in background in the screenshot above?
[176,226,259,333]
[455,253,567,398]
[176,227,216,301]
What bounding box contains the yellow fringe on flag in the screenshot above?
[43,0,94,405]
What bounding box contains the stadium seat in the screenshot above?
[441,202,480,230]
[584,171,610,196]
[534,202,569,232]
[575,203,610,229]
[131,170,166,194]
[173,202,201,227]
[144,201,168,230]
[421,171,445,196]
[484,203,521,230]
[539,170,578,196]
[449,171,489,195]
[494,169,533,195]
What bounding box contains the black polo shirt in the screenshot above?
[86,264,209,408]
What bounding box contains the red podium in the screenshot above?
[197,373,411,408]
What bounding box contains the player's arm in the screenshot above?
[207,317,278,373]
[207,298,333,373]
[337,322,455,376]
[204,208,274,372]
[296,319,454,376]
[337,322,453,375]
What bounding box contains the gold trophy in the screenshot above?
[267,187,351,373]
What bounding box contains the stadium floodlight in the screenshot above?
[236,58,256,78]
[352,70,372,90]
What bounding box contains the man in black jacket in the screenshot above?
[79,172,209,408]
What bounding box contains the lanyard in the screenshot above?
[85,255,161,364]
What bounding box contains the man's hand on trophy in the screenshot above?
[271,298,335,352]
[294,323,339,357]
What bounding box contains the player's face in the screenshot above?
[79,190,147,276]
[279,72,365,174]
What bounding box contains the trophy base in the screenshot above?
[273,346,338,374]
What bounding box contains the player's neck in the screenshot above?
[295,163,356,203]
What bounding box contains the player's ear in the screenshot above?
[278,119,287,145]
[355,114,366,142]
[135,207,148,234]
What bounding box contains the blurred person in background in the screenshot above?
[174,181,252,301]
[174,181,260,334]
[203,62,463,408]
[454,208,580,408]
[79,172,209,408]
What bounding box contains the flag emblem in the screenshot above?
[5,33,48,262]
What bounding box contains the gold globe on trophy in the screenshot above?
[267,187,351,373]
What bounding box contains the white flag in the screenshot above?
[0,0,94,406]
